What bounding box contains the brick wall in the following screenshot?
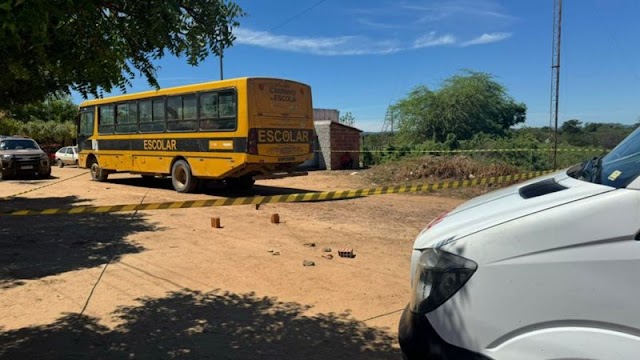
[329,123,361,170]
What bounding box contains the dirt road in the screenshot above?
[0,168,463,359]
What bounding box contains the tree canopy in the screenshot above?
[0,0,245,107]
[392,70,527,143]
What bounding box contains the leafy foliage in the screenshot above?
[0,0,245,107]
[7,94,78,123]
[339,112,356,127]
[392,70,526,143]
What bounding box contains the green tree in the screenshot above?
[393,70,526,143]
[339,112,356,127]
[561,119,582,134]
[8,94,78,122]
[0,0,245,107]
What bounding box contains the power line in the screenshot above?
[268,0,330,32]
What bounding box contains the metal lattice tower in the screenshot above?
[381,106,395,134]
[550,0,563,169]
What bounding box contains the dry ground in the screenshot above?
[0,167,465,359]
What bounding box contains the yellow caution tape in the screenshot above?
[0,170,554,216]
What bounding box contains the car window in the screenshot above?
[0,139,39,150]
[66,148,73,155]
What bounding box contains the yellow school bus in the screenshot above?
[77,77,314,192]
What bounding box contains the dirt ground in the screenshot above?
[0,167,465,359]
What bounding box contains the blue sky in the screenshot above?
[72,0,640,132]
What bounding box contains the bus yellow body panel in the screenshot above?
[76,77,314,191]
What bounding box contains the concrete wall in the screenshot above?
[313,109,339,123]
[314,120,332,170]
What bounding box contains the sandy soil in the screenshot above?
[0,167,464,359]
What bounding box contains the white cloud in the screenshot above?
[234,28,400,56]
[234,28,511,55]
[414,31,456,48]
[461,32,512,47]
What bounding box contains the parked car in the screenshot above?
[399,127,640,359]
[40,144,61,163]
[54,146,78,167]
[0,136,51,180]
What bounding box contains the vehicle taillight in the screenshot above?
[248,128,258,155]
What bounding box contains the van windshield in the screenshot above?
[574,126,640,188]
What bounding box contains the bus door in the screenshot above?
[77,106,95,152]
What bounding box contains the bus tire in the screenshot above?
[171,160,198,193]
[226,175,255,191]
[89,159,109,182]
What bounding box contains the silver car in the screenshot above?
[0,136,52,180]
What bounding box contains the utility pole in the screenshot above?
[219,52,224,80]
[550,0,563,169]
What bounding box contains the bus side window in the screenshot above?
[199,92,220,130]
[115,103,137,133]
[139,98,166,133]
[99,105,115,134]
[167,95,197,132]
[199,90,236,131]
[218,91,237,130]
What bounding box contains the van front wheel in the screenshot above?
[171,160,198,193]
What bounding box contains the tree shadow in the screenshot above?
[0,289,399,359]
[0,195,157,289]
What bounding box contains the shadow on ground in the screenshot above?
[0,289,398,359]
[108,177,320,197]
[3,174,60,185]
[0,195,157,289]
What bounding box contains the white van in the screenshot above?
[399,128,640,360]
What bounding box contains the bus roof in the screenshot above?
[78,77,308,107]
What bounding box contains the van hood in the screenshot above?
[413,170,616,249]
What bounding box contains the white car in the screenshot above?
[54,146,78,167]
[399,127,640,359]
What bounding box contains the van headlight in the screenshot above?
[410,248,477,314]
[2,154,13,160]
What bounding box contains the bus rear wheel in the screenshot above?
[171,160,198,193]
[89,159,109,182]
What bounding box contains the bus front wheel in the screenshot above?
[89,159,109,182]
[171,160,198,193]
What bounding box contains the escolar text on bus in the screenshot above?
[258,129,310,144]
[144,139,177,151]
[269,87,297,102]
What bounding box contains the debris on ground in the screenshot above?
[303,242,316,247]
[323,247,332,252]
[338,248,355,258]
[303,260,315,266]
[271,213,280,224]
[322,254,333,260]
